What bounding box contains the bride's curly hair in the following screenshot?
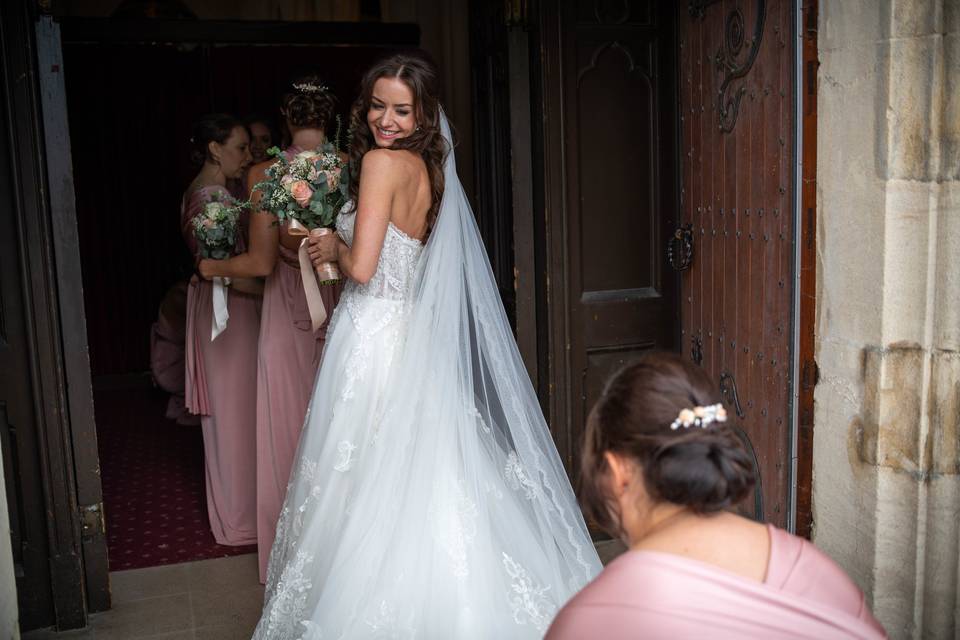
[347,52,448,232]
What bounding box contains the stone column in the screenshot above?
[815,1,960,637]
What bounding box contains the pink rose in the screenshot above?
[290,180,314,207]
[280,174,295,190]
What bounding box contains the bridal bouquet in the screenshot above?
[191,195,243,260]
[254,142,350,232]
[252,138,350,331]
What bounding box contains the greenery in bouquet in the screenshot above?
[192,194,244,260]
[253,134,350,230]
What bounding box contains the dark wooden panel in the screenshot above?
[59,17,420,46]
[550,0,679,470]
[37,15,110,612]
[796,0,818,539]
[577,39,655,293]
[576,0,655,26]
[1,1,87,629]
[468,0,517,323]
[679,0,795,528]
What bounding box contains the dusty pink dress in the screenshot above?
[182,185,260,546]
[547,524,886,639]
[256,244,340,581]
[252,148,342,581]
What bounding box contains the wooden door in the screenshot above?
[538,0,680,470]
[37,16,111,613]
[0,59,56,632]
[678,0,797,527]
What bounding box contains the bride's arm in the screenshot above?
[329,150,396,284]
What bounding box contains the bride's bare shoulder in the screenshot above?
[360,148,423,183]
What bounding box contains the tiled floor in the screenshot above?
[24,553,264,640]
[24,540,627,639]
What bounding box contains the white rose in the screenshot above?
[205,202,225,219]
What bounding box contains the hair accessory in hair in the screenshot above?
[293,81,328,94]
[670,403,728,430]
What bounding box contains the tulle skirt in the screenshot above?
[253,291,598,639]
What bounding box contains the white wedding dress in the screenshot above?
[253,114,601,640]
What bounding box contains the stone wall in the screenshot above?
[815,1,960,637]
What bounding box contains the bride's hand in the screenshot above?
[308,232,339,267]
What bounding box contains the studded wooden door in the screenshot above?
[677,0,798,528]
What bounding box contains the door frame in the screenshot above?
[35,14,110,615]
[793,0,818,539]
[1,1,89,630]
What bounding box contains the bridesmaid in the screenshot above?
[182,113,260,546]
[198,77,342,582]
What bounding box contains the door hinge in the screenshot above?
[79,503,105,540]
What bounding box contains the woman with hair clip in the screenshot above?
[252,52,601,639]
[546,352,885,639]
[181,113,259,546]
[197,77,341,582]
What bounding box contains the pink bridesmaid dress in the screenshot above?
[255,242,340,582]
[546,524,886,639]
[182,185,260,546]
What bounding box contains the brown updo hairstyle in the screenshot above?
[281,74,337,131]
[347,51,448,232]
[189,113,242,166]
[580,352,756,537]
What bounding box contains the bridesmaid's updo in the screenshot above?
[580,352,755,535]
[189,113,242,166]
[281,74,337,131]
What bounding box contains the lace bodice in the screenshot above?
[336,207,424,301]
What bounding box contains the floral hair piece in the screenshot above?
[670,403,728,430]
[293,82,328,94]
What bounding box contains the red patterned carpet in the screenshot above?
[96,385,256,571]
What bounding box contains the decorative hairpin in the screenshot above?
[293,82,328,94]
[670,403,728,430]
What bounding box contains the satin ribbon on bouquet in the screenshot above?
[285,219,341,332]
[211,276,231,340]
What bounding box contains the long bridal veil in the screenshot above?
[411,109,601,573]
[257,110,601,639]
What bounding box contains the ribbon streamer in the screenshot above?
[286,220,338,332]
[211,276,230,340]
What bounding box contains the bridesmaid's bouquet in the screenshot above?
[191,193,246,341]
[191,194,243,260]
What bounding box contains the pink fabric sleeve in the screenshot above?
[766,525,881,629]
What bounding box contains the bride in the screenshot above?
[252,52,601,639]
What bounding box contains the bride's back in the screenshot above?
[384,148,431,242]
